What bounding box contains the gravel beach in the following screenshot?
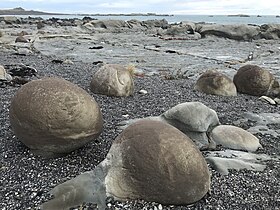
[0,17,280,209]
[0,51,279,210]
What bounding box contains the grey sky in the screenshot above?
[1,0,280,15]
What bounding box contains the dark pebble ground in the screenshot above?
[0,52,279,210]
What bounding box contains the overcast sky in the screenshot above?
[0,0,280,15]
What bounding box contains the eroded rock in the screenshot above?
[233,64,280,96]
[90,64,134,97]
[195,70,237,96]
[9,77,103,157]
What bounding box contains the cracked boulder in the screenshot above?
[90,64,134,97]
[9,77,103,157]
[195,70,237,96]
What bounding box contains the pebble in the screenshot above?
[139,89,148,94]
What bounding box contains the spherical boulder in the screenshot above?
[209,125,261,152]
[9,77,103,157]
[195,70,237,96]
[105,119,210,205]
[233,64,280,96]
[90,64,134,97]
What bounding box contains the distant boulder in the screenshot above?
[195,70,237,96]
[260,24,280,39]
[196,24,260,41]
[90,64,134,97]
[233,64,280,96]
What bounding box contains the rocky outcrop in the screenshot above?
[196,24,261,41]
[260,24,280,39]
[9,77,103,157]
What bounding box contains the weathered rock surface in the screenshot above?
[195,70,237,96]
[260,24,280,40]
[205,150,279,175]
[209,125,261,152]
[9,77,103,157]
[90,64,134,97]
[196,24,260,41]
[233,64,280,96]
[42,120,210,209]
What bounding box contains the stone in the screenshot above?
[233,64,280,96]
[15,36,29,43]
[195,70,237,96]
[162,101,220,133]
[9,77,103,157]
[260,24,280,40]
[196,24,260,41]
[209,125,261,152]
[90,64,134,97]
[0,65,13,82]
[259,95,276,105]
[205,149,278,175]
[42,120,210,209]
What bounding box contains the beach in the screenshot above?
[0,16,280,209]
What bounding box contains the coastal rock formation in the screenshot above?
[260,24,280,39]
[42,120,210,209]
[90,64,134,97]
[9,77,103,157]
[233,64,280,96]
[195,70,237,96]
[196,24,260,41]
[209,125,261,152]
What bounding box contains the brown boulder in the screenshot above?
[9,77,103,157]
[195,70,237,96]
[106,120,210,205]
[90,64,134,97]
[233,64,280,96]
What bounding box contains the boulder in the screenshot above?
[0,65,13,84]
[195,70,237,96]
[260,24,280,39]
[89,19,129,29]
[90,64,134,97]
[42,120,210,209]
[141,19,169,29]
[15,36,29,43]
[233,64,280,96]
[196,24,260,41]
[9,77,103,157]
[209,125,261,152]
[161,102,220,148]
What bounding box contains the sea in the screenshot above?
[5,14,280,25]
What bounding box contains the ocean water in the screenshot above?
[4,14,280,25]
[2,15,280,25]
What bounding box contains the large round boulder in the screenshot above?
[209,125,261,152]
[90,64,134,97]
[106,119,210,205]
[233,64,280,96]
[195,70,237,96]
[9,77,103,157]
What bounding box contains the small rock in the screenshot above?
[273,97,280,104]
[63,59,74,65]
[139,89,148,94]
[259,96,276,105]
